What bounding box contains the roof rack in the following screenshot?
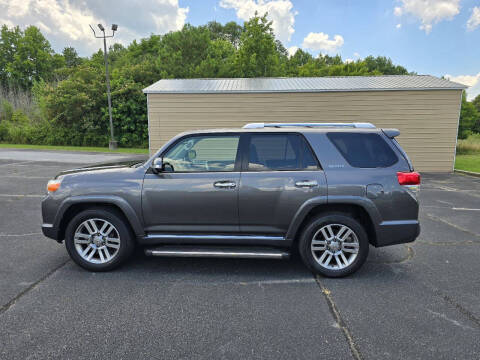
[242,122,376,129]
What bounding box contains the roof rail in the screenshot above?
[243,122,376,129]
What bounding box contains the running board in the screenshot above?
[144,246,290,260]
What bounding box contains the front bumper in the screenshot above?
[375,220,420,247]
[41,223,62,241]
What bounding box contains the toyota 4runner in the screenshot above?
[42,122,420,277]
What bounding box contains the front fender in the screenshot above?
[54,195,144,237]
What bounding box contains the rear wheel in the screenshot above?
[299,213,369,277]
[65,208,135,271]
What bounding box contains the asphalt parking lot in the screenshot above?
[0,149,479,360]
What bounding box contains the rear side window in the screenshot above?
[247,134,319,171]
[327,132,398,168]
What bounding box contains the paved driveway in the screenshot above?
[0,150,479,359]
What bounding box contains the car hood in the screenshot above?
[55,156,148,178]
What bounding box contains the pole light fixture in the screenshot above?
[90,23,118,150]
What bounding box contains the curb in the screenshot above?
[454,169,480,178]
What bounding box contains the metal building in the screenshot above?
[143,75,466,172]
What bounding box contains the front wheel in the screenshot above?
[299,213,369,278]
[65,208,135,271]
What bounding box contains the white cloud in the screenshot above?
[301,32,344,53]
[353,52,360,58]
[344,58,354,64]
[445,72,480,100]
[467,6,480,31]
[287,46,298,56]
[394,0,460,34]
[0,0,189,55]
[220,0,297,43]
[396,23,402,29]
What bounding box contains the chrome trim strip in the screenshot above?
[145,234,285,241]
[145,249,289,259]
[379,220,419,226]
[42,223,54,228]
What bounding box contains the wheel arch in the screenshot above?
[55,196,144,241]
[286,196,381,246]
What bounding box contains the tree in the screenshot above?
[7,26,55,89]
[156,24,211,78]
[234,13,281,77]
[363,56,409,75]
[0,25,22,89]
[207,21,243,48]
[472,94,480,133]
[458,91,479,139]
[62,47,83,67]
[195,39,236,77]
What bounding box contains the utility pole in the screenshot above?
[90,23,118,150]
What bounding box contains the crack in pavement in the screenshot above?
[315,276,363,360]
[0,259,70,316]
[432,289,480,329]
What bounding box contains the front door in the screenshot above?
[239,133,327,235]
[142,134,241,234]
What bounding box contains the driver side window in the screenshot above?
[162,135,240,172]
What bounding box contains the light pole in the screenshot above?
[90,23,118,150]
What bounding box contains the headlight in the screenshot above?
[47,179,62,193]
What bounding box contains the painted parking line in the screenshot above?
[0,232,42,237]
[0,194,44,198]
[452,207,480,211]
[0,161,35,167]
[0,176,51,179]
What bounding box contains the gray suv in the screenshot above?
[42,122,420,277]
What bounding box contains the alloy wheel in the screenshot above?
[73,218,121,264]
[311,223,359,270]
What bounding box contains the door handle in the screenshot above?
[214,181,236,189]
[295,180,318,188]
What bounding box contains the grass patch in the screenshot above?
[0,143,149,154]
[455,154,480,173]
[456,133,480,155]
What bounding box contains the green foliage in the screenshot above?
[363,56,409,75]
[459,91,479,139]
[234,13,281,77]
[6,26,57,89]
[1,16,423,148]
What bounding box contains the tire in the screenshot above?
[65,207,135,272]
[298,213,369,278]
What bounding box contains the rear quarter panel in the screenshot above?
[303,131,419,222]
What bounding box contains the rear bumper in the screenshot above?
[42,223,62,242]
[375,220,420,247]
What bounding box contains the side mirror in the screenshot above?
[152,158,163,173]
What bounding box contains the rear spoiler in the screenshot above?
[382,128,413,170]
[382,129,400,138]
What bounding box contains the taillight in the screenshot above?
[397,172,420,185]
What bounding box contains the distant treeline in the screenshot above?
[0,14,478,147]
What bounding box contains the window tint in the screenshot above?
[163,135,239,172]
[248,134,318,171]
[327,132,398,168]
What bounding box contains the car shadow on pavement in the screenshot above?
[60,244,415,283]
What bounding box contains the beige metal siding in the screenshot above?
[147,89,462,172]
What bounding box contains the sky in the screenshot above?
[0,0,479,99]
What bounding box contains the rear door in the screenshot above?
[238,133,327,235]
